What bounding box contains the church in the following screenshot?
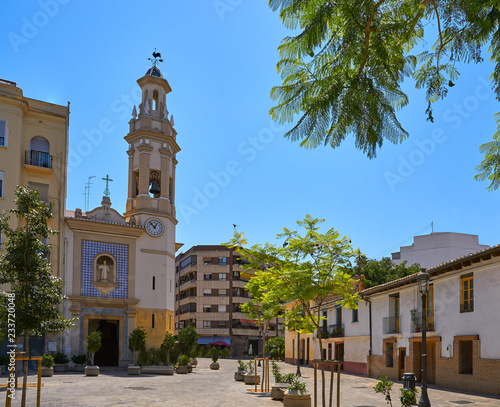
[61,61,181,366]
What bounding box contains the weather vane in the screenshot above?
[102,174,113,197]
[148,48,163,67]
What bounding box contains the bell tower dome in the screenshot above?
[124,54,180,227]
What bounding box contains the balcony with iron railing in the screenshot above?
[383,316,401,334]
[320,324,344,338]
[410,310,436,333]
[25,150,52,169]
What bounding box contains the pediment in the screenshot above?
[86,206,126,224]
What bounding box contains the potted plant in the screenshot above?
[427,322,434,332]
[209,347,220,370]
[243,360,260,385]
[410,309,420,333]
[176,355,190,374]
[284,375,311,407]
[84,331,102,376]
[128,327,147,375]
[234,359,246,381]
[271,361,293,400]
[53,352,69,372]
[0,355,9,375]
[71,354,87,372]
[190,346,200,368]
[41,354,55,377]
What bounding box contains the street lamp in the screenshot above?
[417,270,431,407]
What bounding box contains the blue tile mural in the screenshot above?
[81,240,128,298]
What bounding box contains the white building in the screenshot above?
[286,244,500,397]
[391,232,489,269]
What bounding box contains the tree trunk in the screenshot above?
[318,309,326,407]
[21,330,29,407]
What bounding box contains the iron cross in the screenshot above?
[102,174,113,197]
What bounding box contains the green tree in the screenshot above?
[475,119,500,191]
[227,215,359,407]
[239,268,283,361]
[128,327,147,365]
[268,0,500,183]
[85,331,102,366]
[161,332,177,366]
[350,255,421,288]
[268,337,285,360]
[177,324,199,357]
[0,187,74,406]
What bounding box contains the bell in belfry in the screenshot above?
[149,171,161,195]
[149,180,160,195]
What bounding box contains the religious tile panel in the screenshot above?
[81,240,128,298]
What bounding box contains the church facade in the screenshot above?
[62,64,181,366]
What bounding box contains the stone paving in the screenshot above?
[1,358,499,406]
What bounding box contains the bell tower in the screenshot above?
[124,56,180,227]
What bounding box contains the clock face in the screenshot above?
[145,219,164,237]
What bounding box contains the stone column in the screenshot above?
[159,147,172,213]
[171,157,177,205]
[136,144,153,210]
[126,149,135,213]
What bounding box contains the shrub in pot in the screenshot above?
[41,354,55,377]
[176,355,190,374]
[284,375,311,407]
[234,359,246,381]
[84,331,102,376]
[71,354,87,372]
[243,360,260,385]
[271,361,292,400]
[209,347,220,370]
[128,327,147,375]
[53,352,69,372]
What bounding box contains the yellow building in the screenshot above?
[62,63,181,366]
[0,78,69,276]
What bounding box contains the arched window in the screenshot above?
[29,137,50,167]
[152,90,159,111]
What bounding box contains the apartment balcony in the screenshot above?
[197,328,230,336]
[179,263,197,277]
[179,279,197,290]
[410,310,436,333]
[321,324,344,338]
[383,316,401,334]
[179,296,196,307]
[232,279,250,288]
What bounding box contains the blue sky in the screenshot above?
[1,1,498,259]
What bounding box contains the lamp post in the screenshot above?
[296,329,301,376]
[417,270,431,407]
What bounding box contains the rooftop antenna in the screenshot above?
[431,221,434,234]
[84,176,96,212]
[148,48,163,67]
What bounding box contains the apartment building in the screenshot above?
[0,78,69,276]
[175,245,283,358]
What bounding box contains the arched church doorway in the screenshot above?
[90,319,119,366]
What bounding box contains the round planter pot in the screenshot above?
[84,366,100,376]
[284,389,311,407]
[210,362,219,370]
[234,371,245,381]
[243,374,260,385]
[53,363,67,372]
[41,367,53,377]
[127,365,141,375]
[187,364,193,373]
[271,383,290,400]
[190,358,198,367]
[74,364,86,372]
[176,365,188,374]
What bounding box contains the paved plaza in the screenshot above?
[1,358,499,406]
